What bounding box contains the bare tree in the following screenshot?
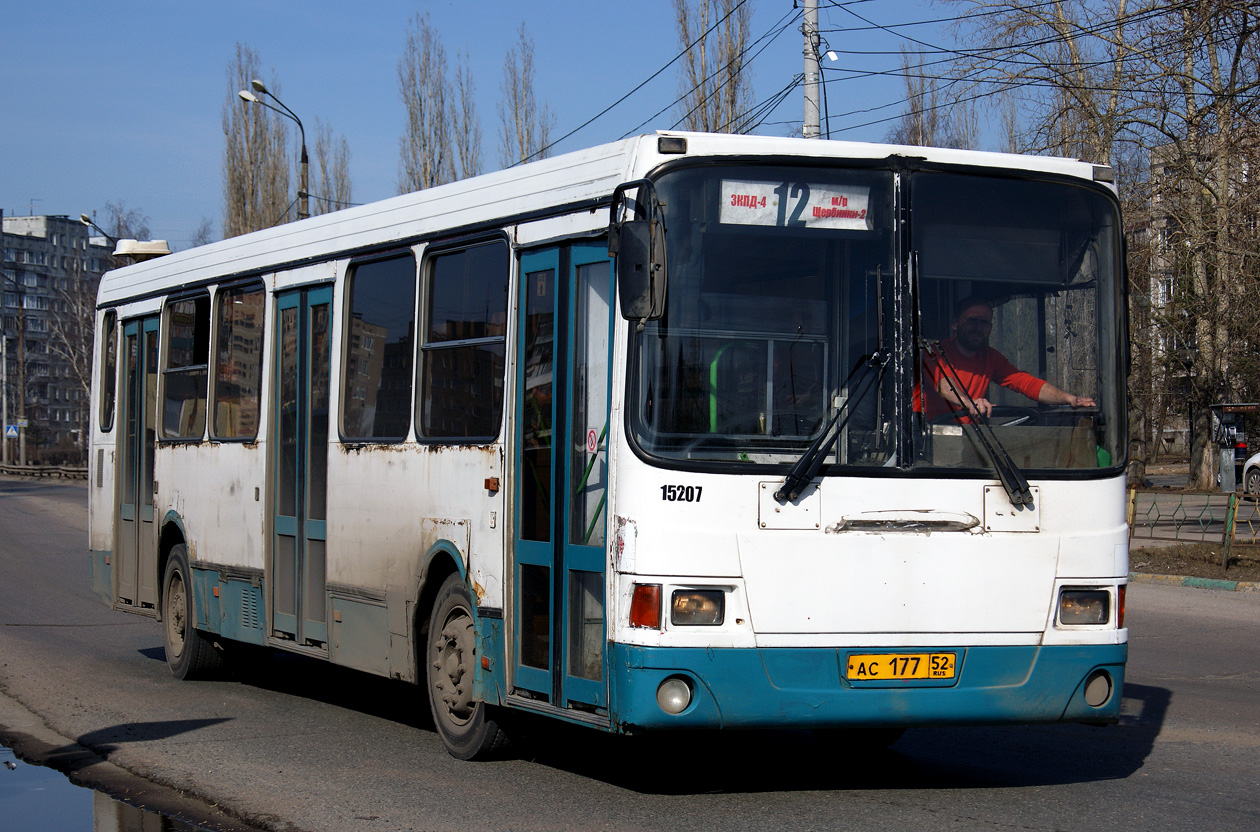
[1130,1,1260,487]
[945,0,1139,164]
[946,0,1260,488]
[45,210,130,455]
[103,201,151,242]
[886,48,977,148]
[222,43,292,237]
[498,22,555,166]
[453,51,483,179]
[45,270,97,426]
[398,12,452,192]
[190,218,215,247]
[673,0,753,133]
[311,117,353,215]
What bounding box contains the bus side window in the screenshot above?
[342,253,416,441]
[419,240,509,440]
[211,283,265,440]
[99,310,117,432]
[162,295,210,439]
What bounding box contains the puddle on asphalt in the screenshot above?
[1,743,207,831]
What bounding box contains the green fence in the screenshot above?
[1129,489,1260,566]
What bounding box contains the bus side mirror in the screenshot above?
[608,179,667,322]
[615,219,667,321]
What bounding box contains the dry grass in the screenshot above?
[1129,542,1260,582]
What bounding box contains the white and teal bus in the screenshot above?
[89,132,1129,759]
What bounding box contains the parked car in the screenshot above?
[1244,451,1260,495]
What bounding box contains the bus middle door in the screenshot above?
[271,286,332,649]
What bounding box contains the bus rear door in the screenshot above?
[116,316,159,612]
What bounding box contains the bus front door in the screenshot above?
[513,244,612,713]
[116,316,159,612]
[271,287,332,648]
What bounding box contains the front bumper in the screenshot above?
[611,643,1126,732]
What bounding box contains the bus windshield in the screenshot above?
[626,163,1124,475]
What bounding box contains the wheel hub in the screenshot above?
[166,575,187,658]
[432,613,475,722]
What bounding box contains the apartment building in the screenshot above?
[2,213,113,458]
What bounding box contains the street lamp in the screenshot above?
[79,214,117,247]
[818,49,841,140]
[239,79,309,221]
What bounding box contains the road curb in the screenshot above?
[1129,572,1260,593]
[0,689,268,832]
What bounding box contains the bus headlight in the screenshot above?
[1059,589,1110,625]
[671,589,725,626]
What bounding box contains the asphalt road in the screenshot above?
[0,474,1257,831]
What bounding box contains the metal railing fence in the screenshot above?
[1128,489,1260,567]
[0,463,88,479]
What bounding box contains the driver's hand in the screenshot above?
[1070,395,1096,408]
[967,397,994,418]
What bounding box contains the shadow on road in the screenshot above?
[134,638,1172,795]
[504,682,1172,794]
[0,718,232,779]
[156,644,435,730]
[76,719,235,758]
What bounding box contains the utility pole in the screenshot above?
[803,0,822,139]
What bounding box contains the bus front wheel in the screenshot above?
[425,573,507,760]
[162,544,224,680]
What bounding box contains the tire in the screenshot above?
[1247,468,1260,497]
[162,544,224,680]
[426,573,508,760]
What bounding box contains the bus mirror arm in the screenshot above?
[609,180,667,323]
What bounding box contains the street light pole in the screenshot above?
[239,80,309,221]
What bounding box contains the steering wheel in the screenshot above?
[772,410,825,437]
[986,405,1041,426]
[1036,404,1102,427]
[930,405,1040,427]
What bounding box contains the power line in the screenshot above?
[819,0,1208,136]
[819,0,1070,38]
[822,0,1196,76]
[667,6,802,133]
[619,4,801,139]
[531,0,755,159]
[729,74,806,134]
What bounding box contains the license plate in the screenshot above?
[846,652,956,681]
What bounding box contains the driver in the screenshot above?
[922,296,1095,421]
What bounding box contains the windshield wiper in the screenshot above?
[922,340,1034,508]
[775,351,889,503]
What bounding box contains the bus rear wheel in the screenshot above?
[426,573,507,760]
[162,544,224,680]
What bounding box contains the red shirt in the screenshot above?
[920,339,1045,420]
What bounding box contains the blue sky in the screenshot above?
[2,1,961,248]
